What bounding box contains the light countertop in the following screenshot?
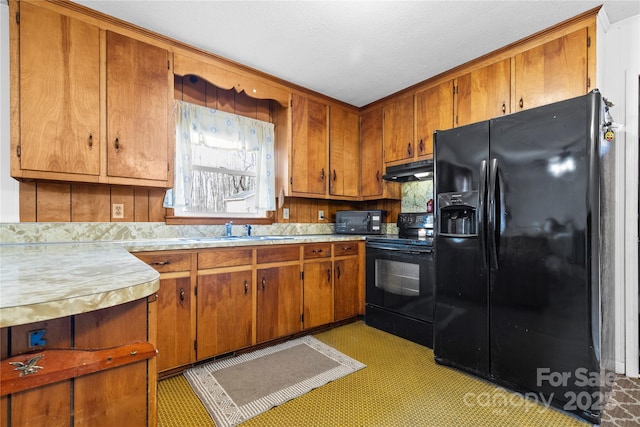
[0,234,364,328]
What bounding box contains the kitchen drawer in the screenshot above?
[334,242,360,257]
[136,252,191,273]
[256,245,300,264]
[303,243,332,259]
[198,248,253,269]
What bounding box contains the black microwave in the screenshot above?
[335,210,385,235]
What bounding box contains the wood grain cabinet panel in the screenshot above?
[329,105,360,198]
[291,93,329,195]
[456,60,510,127]
[18,2,100,176]
[383,95,414,164]
[361,107,401,200]
[197,269,253,359]
[303,260,334,329]
[514,27,589,111]
[334,257,361,321]
[416,80,454,157]
[106,31,170,183]
[256,264,302,343]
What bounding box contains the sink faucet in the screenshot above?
[245,224,252,236]
[225,221,233,237]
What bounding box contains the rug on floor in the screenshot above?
[183,335,366,427]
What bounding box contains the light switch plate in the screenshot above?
[283,208,290,219]
[318,210,325,221]
[112,203,124,219]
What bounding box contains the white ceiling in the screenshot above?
[76,0,639,107]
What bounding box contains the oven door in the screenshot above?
[365,242,434,322]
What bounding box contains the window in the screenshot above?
[165,100,276,217]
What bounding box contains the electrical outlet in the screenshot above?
[112,203,124,219]
[28,329,47,348]
[283,208,290,219]
[318,210,325,221]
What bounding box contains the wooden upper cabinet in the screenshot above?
[383,95,414,164]
[360,107,384,198]
[329,106,360,198]
[415,80,454,157]
[514,28,589,111]
[291,93,329,195]
[18,2,100,176]
[456,59,511,127]
[106,32,170,183]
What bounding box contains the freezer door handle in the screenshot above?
[488,158,499,270]
[478,160,488,265]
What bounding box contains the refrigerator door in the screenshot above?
[489,92,600,421]
[433,121,490,377]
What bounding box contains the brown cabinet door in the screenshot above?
[107,31,169,182]
[157,276,193,371]
[415,80,454,157]
[197,270,253,359]
[360,107,384,198]
[456,58,511,127]
[514,28,588,111]
[256,265,302,343]
[334,257,361,321]
[19,3,100,175]
[455,59,511,126]
[383,95,414,164]
[303,261,334,329]
[291,93,328,195]
[329,106,360,198]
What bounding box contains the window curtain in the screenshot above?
[165,100,276,212]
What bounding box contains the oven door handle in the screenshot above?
[366,243,432,254]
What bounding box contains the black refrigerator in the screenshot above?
[433,90,604,423]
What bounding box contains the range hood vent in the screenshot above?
[382,159,434,182]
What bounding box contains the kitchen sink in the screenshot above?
[180,236,294,242]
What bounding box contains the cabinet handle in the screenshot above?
[376,170,381,182]
[151,261,170,266]
[519,97,524,109]
[337,265,341,279]
[114,137,121,151]
[333,169,337,181]
[244,279,248,295]
[327,269,331,282]
[321,168,325,180]
[407,143,412,156]
[261,277,266,290]
[342,246,353,252]
[179,288,185,304]
[88,133,93,148]
[502,102,506,114]
[312,249,323,254]
[419,139,424,153]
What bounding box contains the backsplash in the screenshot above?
[401,180,433,213]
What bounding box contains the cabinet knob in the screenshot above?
[419,139,424,153]
[179,288,185,304]
[407,143,412,156]
[320,168,325,180]
[333,169,337,181]
[114,137,121,151]
[261,277,266,290]
[519,97,524,109]
[502,102,506,114]
[88,133,94,148]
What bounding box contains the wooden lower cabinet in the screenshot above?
[334,257,362,321]
[197,269,253,359]
[0,298,157,427]
[303,260,334,329]
[256,264,302,343]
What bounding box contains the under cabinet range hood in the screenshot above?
[382,159,434,182]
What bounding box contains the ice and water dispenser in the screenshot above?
[437,191,478,237]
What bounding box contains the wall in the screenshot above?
[0,0,19,223]
[597,11,640,377]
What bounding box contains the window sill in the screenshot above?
[165,212,275,226]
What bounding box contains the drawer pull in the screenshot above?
[88,133,94,148]
[327,269,331,282]
[9,355,44,377]
[337,265,341,279]
[312,249,323,254]
[179,288,185,304]
[262,277,266,290]
[244,279,248,295]
[151,261,170,266]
